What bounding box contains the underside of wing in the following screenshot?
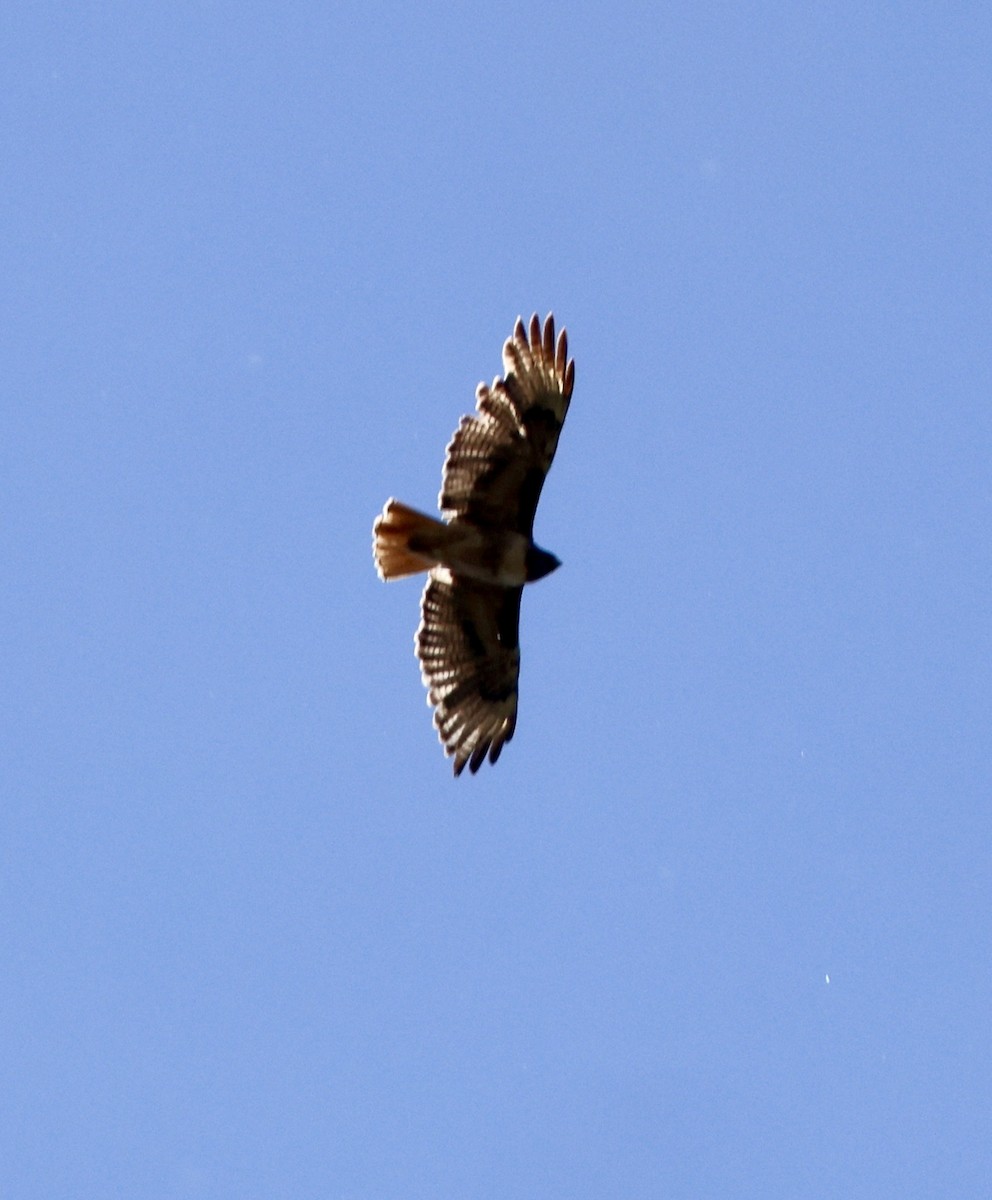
[439,313,574,537]
[416,569,522,775]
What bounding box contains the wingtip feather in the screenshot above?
[542,312,555,358]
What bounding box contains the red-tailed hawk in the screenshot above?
[372,313,574,775]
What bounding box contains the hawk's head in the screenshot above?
[525,545,561,582]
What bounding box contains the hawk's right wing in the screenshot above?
[439,313,574,537]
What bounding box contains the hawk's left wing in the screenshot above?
[416,570,521,775]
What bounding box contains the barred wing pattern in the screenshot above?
[417,571,522,775]
[439,314,574,535]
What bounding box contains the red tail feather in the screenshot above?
[372,499,448,580]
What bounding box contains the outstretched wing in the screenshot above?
[416,569,522,775]
[439,313,574,536]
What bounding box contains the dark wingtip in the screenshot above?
[542,313,555,358]
[469,741,489,774]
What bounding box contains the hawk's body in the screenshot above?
[373,313,574,775]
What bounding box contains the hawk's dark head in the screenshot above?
[525,545,561,582]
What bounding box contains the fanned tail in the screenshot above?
[372,499,449,580]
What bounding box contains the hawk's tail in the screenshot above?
[372,499,449,580]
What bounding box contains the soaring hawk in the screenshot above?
[372,313,574,774]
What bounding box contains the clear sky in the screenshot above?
[3,4,990,1197]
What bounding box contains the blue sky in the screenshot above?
[3,3,990,1197]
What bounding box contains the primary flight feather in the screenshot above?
[372,313,574,775]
